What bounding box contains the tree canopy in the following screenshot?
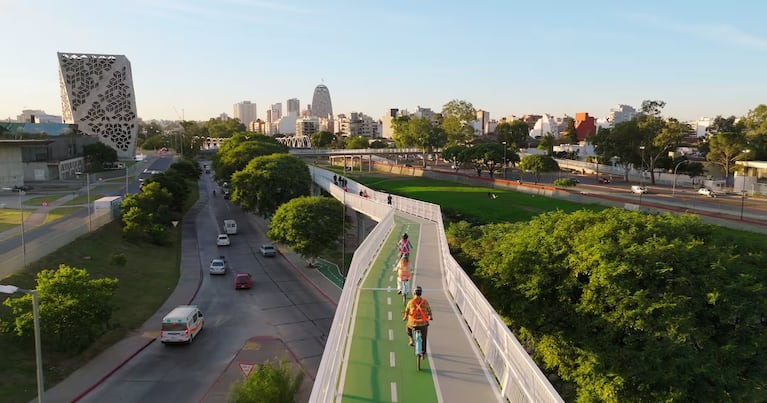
[212,134,288,183]
[494,120,531,150]
[83,142,118,172]
[440,99,476,145]
[447,209,767,402]
[267,196,345,261]
[231,154,311,217]
[518,154,559,183]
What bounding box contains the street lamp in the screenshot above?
[0,284,44,402]
[502,141,507,178]
[76,172,92,232]
[671,160,689,196]
[740,190,747,220]
[639,146,646,186]
[125,166,129,196]
[1,188,26,268]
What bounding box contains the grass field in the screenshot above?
[22,195,66,207]
[0,180,198,403]
[0,209,30,233]
[351,175,606,223]
[44,207,82,224]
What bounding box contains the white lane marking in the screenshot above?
[391,382,398,402]
[390,351,396,367]
[389,275,393,282]
[387,311,392,321]
[387,297,391,305]
[388,329,394,340]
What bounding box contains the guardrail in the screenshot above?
[308,166,563,402]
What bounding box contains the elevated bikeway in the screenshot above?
[308,166,563,402]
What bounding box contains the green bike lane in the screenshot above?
[341,216,440,403]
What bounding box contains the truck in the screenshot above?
[94,196,123,218]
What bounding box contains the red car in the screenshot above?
[234,273,252,289]
[597,177,611,184]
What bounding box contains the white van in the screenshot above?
[224,219,237,235]
[160,305,204,344]
[631,185,648,194]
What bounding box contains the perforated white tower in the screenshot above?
[58,52,138,158]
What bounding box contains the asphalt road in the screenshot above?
[78,164,336,402]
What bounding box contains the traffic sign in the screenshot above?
[239,362,255,377]
[42,201,48,207]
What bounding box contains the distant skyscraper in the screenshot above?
[270,103,283,121]
[607,104,637,124]
[58,52,138,158]
[310,84,333,118]
[233,101,257,126]
[287,98,300,117]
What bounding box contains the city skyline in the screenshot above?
[1,0,766,123]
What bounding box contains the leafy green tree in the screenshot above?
[267,196,345,265]
[536,133,557,155]
[452,210,767,402]
[121,182,175,243]
[369,139,389,148]
[344,135,369,149]
[494,120,531,150]
[518,154,559,183]
[742,104,767,160]
[564,119,579,144]
[3,265,118,352]
[310,131,334,148]
[83,142,118,172]
[143,170,189,213]
[442,145,471,170]
[231,154,311,217]
[169,158,202,180]
[204,117,246,138]
[392,117,447,162]
[441,99,476,145]
[228,359,304,403]
[705,131,748,181]
[213,135,288,183]
[681,161,705,184]
[140,134,169,151]
[465,143,507,178]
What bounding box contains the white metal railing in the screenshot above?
[291,147,423,156]
[308,166,563,402]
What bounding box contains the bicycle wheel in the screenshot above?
[416,352,421,371]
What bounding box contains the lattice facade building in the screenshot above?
[58,52,138,158]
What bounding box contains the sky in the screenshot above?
[1,0,766,123]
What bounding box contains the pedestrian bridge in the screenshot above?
[308,166,563,402]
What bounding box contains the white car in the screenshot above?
[260,244,277,257]
[630,185,648,194]
[697,188,717,198]
[209,259,227,274]
[216,234,231,246]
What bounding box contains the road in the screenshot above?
[78,163,336,402]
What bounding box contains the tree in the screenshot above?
[537,133,556,155]
[203,117,246,138]
[681,161,705,184]
[742,104,767,160]
[231,154,311,217]
[228,359,304,403]
[442,145,471,170]
[83,142,118,172]
[453,209,767,402]
[564,119,579,144]
[213,135,288,183]
[267,196,345,265]
[518,154,559,183]
[705,131,748,182]
[465,143,507,178]
[120,182,175,244]
[143,170,190,213]
[344,135,369,149]
[494,120,530,150]
[310,131,334,148]
[169,158,202,180]
[440,99,476,145]
[3,265,118,352]
[391,117,447,163]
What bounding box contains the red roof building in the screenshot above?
[575,112,596,141]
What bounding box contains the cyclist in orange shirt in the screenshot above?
[403,286,433,355]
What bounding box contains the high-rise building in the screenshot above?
[338,112,378,137]
[58,52,138,158]
[287,98,300,117]
[607,104,637,124]
[233,101,257,127]
[310,84,333,119]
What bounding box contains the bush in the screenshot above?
[553,178,578,187]
[110,253,127,266]
[228,359,303,403]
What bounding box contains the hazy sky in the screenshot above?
[1,0,766,122]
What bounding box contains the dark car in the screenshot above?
[11,185,33,192]
[234,273,252,289]
[223,190,230,199]
[597,177,610,184]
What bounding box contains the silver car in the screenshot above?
[209,259,227,275]
[259,244,277,257]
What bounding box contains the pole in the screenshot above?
[125,166,129,195]
[86,173,92,232]
[502,142,507,178]
[31,290,44,403]
[740,191,746,220]
[639,146,646,186]
[671,160,688,196]
[20,191,26,268]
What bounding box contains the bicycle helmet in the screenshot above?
[402,233,409,240]
[415,286,422,296]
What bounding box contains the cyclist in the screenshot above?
[393,255,411,295]
[212,189,216,196]
[403,286,433,355]
[397,233,412,259]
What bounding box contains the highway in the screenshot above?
[78,163,337,402]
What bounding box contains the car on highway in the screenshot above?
[216,234,231,246]
[631,185,648,194]
[698,187,718,198]
[209,258,227,274]
[234,273,252,289]
[260,244,277,257]
[597,177,611,184]
[10,185,33,192]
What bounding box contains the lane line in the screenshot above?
[391,382,398,402]
[388,329,394,341]
[387,297,391,305]
[389,351,396,367]
[387,311,392,321]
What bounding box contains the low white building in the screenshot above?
[530,114,560,138]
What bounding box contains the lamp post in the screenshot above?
[740,190,747,220]
[502,141,507,178]
[0,284,44,402]
[639,146,646,186]
[1,188,26,268]
[76,172,92,232]
[671,160,689,196]
[125,166,129,196]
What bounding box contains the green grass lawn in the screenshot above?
[44,207,82,224]
[352,175,606,223]
[0,210,30,233]
[0,180,198,403]
[63,193,106,206]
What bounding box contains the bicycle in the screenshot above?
[401,280,410,306]
[413,328,424,370]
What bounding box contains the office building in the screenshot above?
[233,101,257,127]
[287,98,300,117]
[310,84,333,119]
[607,104,637,124]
